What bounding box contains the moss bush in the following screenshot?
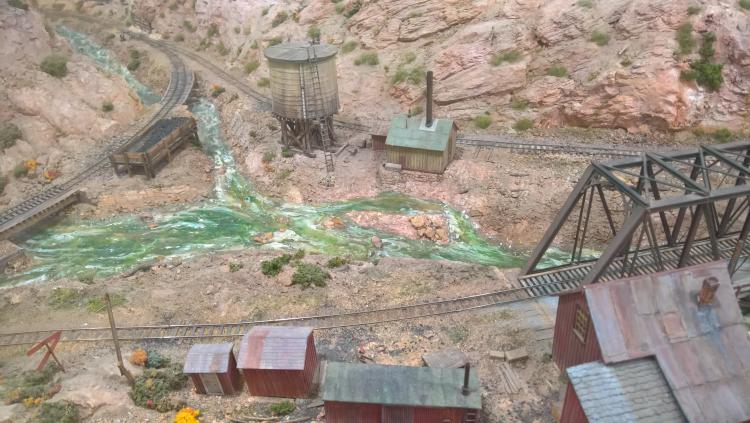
[182,21,196,33]
[3,364,60,405]
[490,50,522,66]
[13,162,28,178]
[307,25,321,40]
[712,127,733,143]
[0,176,7,195]
[741,0,750,10]
[341,40,358,54]
[513,118,534,131]
[0,122,22,151]
[268,36,282,47]
[291,263,330,288]
[36,401,79,423]
[244,60,260,74]
[271,11,288,27]
[207,23,219,37]
[269,400,295,416]
[577,0,593,8]
[261,253,292,276]
[174,33,185,42]
[354,51,379,66]
[326,256,349,268]
[687,5,701,14]
[590,30,610,46]
[102,100,114,112]
[547,66,568,77]
[40,55,68,78]
[8,0,29,10]
[473,114,491,129]
[130,365,187,412]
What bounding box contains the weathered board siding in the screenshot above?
[552,292,602,371]
[385,129,456,174]
[324,403,470,423]
[242,335,317,398]
[324,402,381,423]
[560,383,588,423]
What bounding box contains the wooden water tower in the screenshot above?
[264,42,339,185]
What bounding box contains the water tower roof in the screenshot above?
[264,42,338,63]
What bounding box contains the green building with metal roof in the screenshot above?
[385,115,458,174]
[323,362,481,423]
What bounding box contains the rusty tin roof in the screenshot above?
[583,261,750,422]
[237,326,313,370]
[183,342,234,374]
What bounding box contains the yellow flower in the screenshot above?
[174,407,200,423]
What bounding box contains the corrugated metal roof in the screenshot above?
[385,115,455,152]
[322,362,481,410]
[237,326,313,370]
[567,359,686,423]
[264,42,337,63]
[183,342,234,374]
[584,261,750,422]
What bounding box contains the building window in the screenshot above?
[573,306,589,343]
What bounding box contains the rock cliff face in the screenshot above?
[0,3,142,204]
[133,0,747,133]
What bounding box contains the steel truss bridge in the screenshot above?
[519,141,750,292]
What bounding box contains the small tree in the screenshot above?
[474,114,491,129]
[102,100,114,112]
[40,55,68,77]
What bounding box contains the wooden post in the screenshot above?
[105,293,135,385]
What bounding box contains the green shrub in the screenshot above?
[262,7,269,16]
[0,176,7,195]
[590,30,610,46]
[698,32,716,61]
[490,50,522,66]
[354,51,379,66]
[13,162,28,178]
[391,68,408,84]
[620,57,633,67]
[262,151,275,163]
[211,85,226,97]
[8,0,29,10]
[741,0,750,10]
[335,3,345,14]
[130,365,187,412]
[183,20,196,32]
[687,5,701,14]
[207,23,219,37]
[513,118,534,131]
[293,249,306,260]
[291,263,330,288]
[36,401,79,423]
[447,324,470,343]
[307,25,321,40]
[127,58,141,71]
[326,256,349,268]
[244,60,260,74]
[40,55,68,77]
[409,105,423,117]
[271,11,288,27]
[402,52,417,64]
[268,36,282,47]
[547,66,568,77]
[578,0,593,8]
[233,26,241,34]
[341,40,358,54]
[174,33,184,42]
[216,41,230,56]
[85,294,125,313]
[145,349,170,369]
[102,100,114,112]
[0,123,22,150]
[260,253,293,276]
[77,269,97,284]
[689,61,723,91]
[343,0,362,18]
[3,364,60,405]
[712,128,733,143]
[251,40,259,49]
[676,23,695,55]
[269,400,295,416]
[474,114,492,129]
[511,97,529,110]
[281,147,294,158]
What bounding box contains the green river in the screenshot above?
[0,28,570,287]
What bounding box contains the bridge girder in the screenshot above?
[521,141,750,285]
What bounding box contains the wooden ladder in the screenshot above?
[307,46,335,187]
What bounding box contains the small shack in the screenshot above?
[552,261,750,423]
[237,326,317,398]
[109,116,196,179]
[323,362,481,423]
[370,121,389,151]
[384,71,458,174]
[183,343,243,395]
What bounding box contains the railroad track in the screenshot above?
[0,277,574,347]
[0,39,193,236]
[148,40,659,160]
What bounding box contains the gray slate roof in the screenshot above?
[567,359,686,423]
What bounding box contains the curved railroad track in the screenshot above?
[0,276,576,347]
[0,40,193,235]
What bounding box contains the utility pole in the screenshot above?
[105,293,134,386]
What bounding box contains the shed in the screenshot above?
[553,261,750,423]
[370,121,389,151]
[323,362,481,423]
[237,326,317,398]
[385,115,458,174]
[183,343,243,395]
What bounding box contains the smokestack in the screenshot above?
[462,363,471,396]
[697,276,719,305]
[425,71,434,128]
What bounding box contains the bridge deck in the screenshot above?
[518,236,749,296]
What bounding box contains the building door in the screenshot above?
[200,373,223,395]
[382,406,414,423]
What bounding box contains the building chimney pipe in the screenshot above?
[425,70,434,128]
[462,363,471,396]
[697,276,720,305]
